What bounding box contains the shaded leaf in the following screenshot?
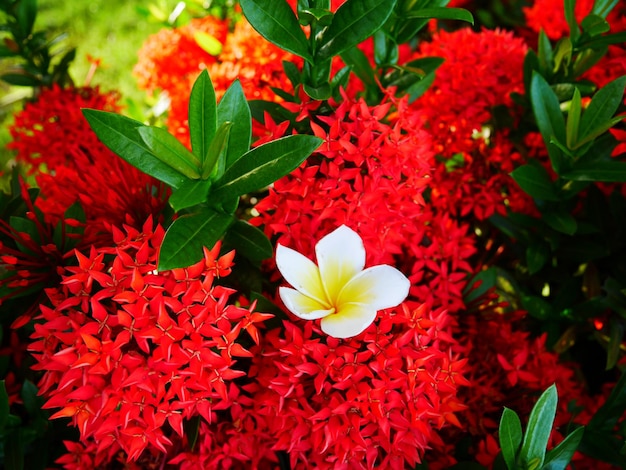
[169,179,212,212]
[224,219,273,263]
[530,73,566,147]
[189,69,217,163]
[202,121,232,180]
[158,208,233,271]
[499,408,522,470]
[578,75,626,144]
[519,384,558,469]
[543,427,584,470]
[510,163,561,201]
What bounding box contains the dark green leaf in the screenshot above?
[530,73,566,147]
[240,0,312,62]
[303,82,332,100]
[374,30,398,66]
[189,69,217,163]
[522,295,555,320]
[499,408,522,470]
[248,100,296,126]
[543,427,584,470]
[519,384,558,469]
[10,216,40,253]
[138,126,201,178]
[578,31,626,49]
[202,121,232,179]
[330,65,352,96]
[16,0,37,37]
[588,371,626,431]
[537,30,553,74]
[543,210,577,235]
[5,428,24,470]
[184,416,201,452]
[407,71,437,102]
[562,161,626,182]
[0,44,19,58]
[564,0,579,40]
[340,46,377,89]
[553,38,572,72]
[526,242,550,274]
[224,219,273,263]
[1,73,40,87]
[283,60,301,87]
[53,203,85,251]
[158,208,233,271]
[211,135,322,201]
[606,318,623,370]
[82,109,188,189]
[572,46,607,77]
[463,267,497,304]
[581,14,610,36]
[20,380,42,416]
[169,178,212,212]
[510,163,561,201]
[299,7,334,26]
[316,0,398,61]
[578,76,626,144]
[217,80,252,171]
[404,7,474,25]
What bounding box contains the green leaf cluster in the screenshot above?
[498,385,584,470]
[84,70,322,271]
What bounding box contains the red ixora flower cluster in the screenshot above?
[246,302,468,469]
[8,85,168,243]
[29,217,270,466]
[134,15,299,146]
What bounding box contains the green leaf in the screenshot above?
[211,135,322,201]
[158,208,233,271]
[404,7,474,25]
[82,109,188,189]
[543,210,577,235]
[588,371,626,431]
[138,126,201,179]
[340,46,377,89]
[240,0,313,62]
[283,60,302,87]
[562,161,626,182]
[10,216,40,254]
[566,87,582,149]
[4,428,24,470]
[564,0,579,40]
[202,121,232,180]
[224,220,273,263]
[316,0,398,61]
[537,30,553,74]
[169,178,212,212]
[499,408,523,470]
[216,80,251,172]
[572,46,607,77]
[463,267,497,304]
[553,38,573,72]
[299,7,334,26]
[53,202,85,251]
[592,0,619,18]
[1,73,40,87]
[578,75,626,144]
[407,70,437,102]
[526,242,550,275]
[20,380,42,416]
[193,31,223,56]
[189,69,217,163]
[580,14,610,37]
[522,295,555,320]
[530,73,566,148]
[16,0,37,37]
[543,427,584,470]
[606,318,624,370]
[510,163,561,201]
[519,384,558,469]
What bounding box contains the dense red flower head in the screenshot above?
[28,217,270,464]
[134,15,300,146]
[247,302,468,469]
[7,85,168,242]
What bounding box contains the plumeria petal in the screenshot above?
[315,225,366,303]
[279,287,335,320]
[320,303,377,338]
[276,244,329,307]
[337,265,410,311]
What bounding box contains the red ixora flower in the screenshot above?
[246,301,468,469]
[28,217,271,465]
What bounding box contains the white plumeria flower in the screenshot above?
[276,225,411,338]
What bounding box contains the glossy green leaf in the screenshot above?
[392,0,447,43]
[316,0,398,61]
[530,73,566,147]
[553,38,572,72]
[217,80,252,169]
[581,14,610,36]
[573,114,624,149]
[303,82,332,100]
[566,87,582,149]
[53,202,85,251]
[404,7,474,24]
[499,408,522,470]
[202,121,232,180]
[240,0,312,62]
[224,219,273,263]
[169,178,212,212]
[189,69,217,163]
[592,0,619,18]
[299,7,334,26]
[543,427,584,470]
[578,76,626,145]
[211,135,322,201]
[562,161,626,182]
[158,208,233,271]
[82,109,188,189]
[283,60,301,87]
[138,126,201,178]
[510,163,561,201]
[407,71,437,102]
[519,384,558,469]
